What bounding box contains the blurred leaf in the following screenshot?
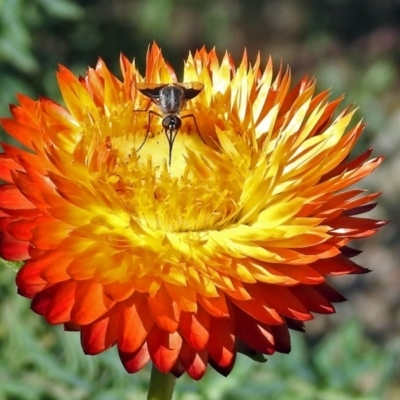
[134,0,174,36]
[361,60,397,94]
[313,321,395,397]
[37,0,84,19]
[0,37,38,73]
[0,258,23,271]
[0,0,38,73]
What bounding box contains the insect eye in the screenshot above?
[162,116,172,130]
[174,117,182,130]
[162,116,182,131]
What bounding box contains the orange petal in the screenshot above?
[197,290,229,318]
[0,233,30,261]
[70,281,114,325]
[312,255,369,275]
[231,287,283,325]
[261,283,313,321]
[118,292,154,353]
[147,325,182,373]
[103,281,135,302]
[16,254,55,296]
[207,315,236,374]
[178,340,208,380]
[0,118,40,150]
[164,282,197,313]
[179,306,210,351]
[234,306,275,354]
[119,342,150,374]
[270,323,291,353]
[290,284,338,314]
[45,280,77,323]
[0,184,36,210]
[40,255,71,283]
[148,285,180,333]
[0,155,22,182]
[31,284,57,316]
[6,216,52,241]
[81,308,119,354]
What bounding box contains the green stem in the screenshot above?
[147,364,177,400]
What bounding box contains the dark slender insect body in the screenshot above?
[135,82,204,165]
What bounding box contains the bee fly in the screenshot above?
[134,82,204,165]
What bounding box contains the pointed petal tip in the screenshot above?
[209,355,235,377]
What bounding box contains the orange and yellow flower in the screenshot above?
[0,44,384,379]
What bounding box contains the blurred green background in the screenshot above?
[0,0,399,399]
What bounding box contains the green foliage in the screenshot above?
[0,0,84,116]
[0,259,23,271]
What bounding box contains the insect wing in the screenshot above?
[136,82,203,101]
[175,82,204,100]
[135,82,168,101]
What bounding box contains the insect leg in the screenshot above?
[181,113,206,144]
[134,108,163,152]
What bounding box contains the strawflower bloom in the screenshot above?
[0,44,384,385]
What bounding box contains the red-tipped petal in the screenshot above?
[118,292,154,353]
[148,285,180,333]
[81,309,119,355]
[234,306,276,354]
[178,340,208,380]
[70,281,114,325]
[147,325,182,373]
[0,155,22,182]
[45,280,77,323]
[119,342,150,374]
[0,233,30,261]
[179,306,210,351]
[207,315,236,373]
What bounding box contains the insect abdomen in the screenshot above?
[159,86,185,114]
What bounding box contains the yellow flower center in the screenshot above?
[90,102,248,234]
